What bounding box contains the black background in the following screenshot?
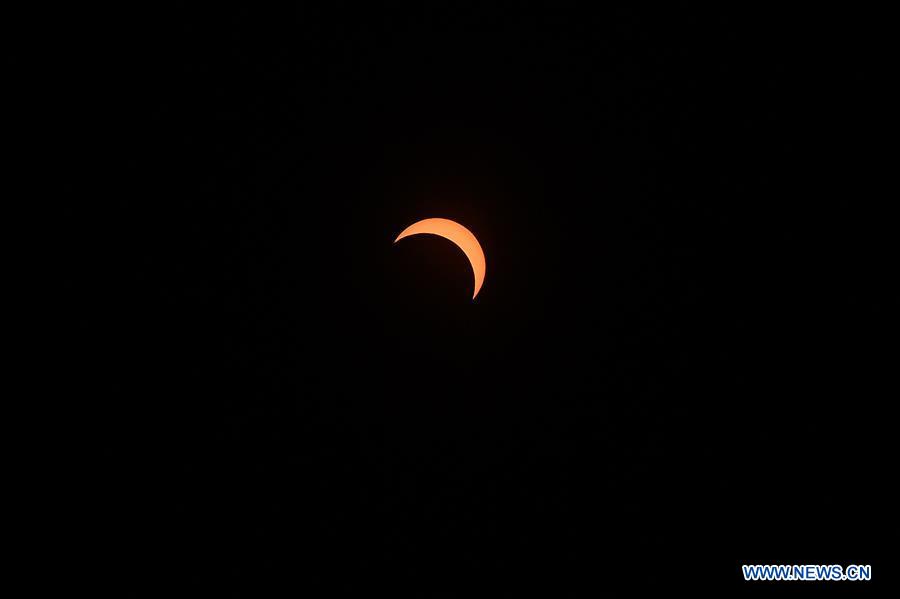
[79,5,885,596]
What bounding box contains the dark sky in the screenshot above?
[82,5,883,595]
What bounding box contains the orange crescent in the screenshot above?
[394,218,487,299]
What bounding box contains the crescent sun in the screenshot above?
[394,218,487,299]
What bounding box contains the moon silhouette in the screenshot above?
[394,218,487,299]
